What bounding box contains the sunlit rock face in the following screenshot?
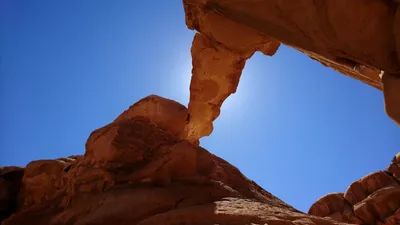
[2,1,400,224]
[0,95,356,225]
[182,33,278,142]
[309,155,400,225]
[183,0,400,136]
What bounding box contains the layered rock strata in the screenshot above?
[1,95,355,225]
[309,153,400,225]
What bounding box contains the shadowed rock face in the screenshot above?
[382,74,400,126]
[182,0,400,140]
[180,4,400,223]
[2,1,400,224]
[0,96,397,225]
[309,154,400,225]
[0,95,355,225]
[0,167,24,223]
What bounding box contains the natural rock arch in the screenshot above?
[182,0,400,142]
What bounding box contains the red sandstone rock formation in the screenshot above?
[183,33,279,142]
[182,0,400,140]
[2,1,400,224]
[309,154,400,225]
[0,95,357,225]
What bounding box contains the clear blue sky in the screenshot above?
[1,1,399,213]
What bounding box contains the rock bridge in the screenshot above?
[1,1,399,224]
[182,0,400,143]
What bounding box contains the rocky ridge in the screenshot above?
[0,95,355,225]
[1,95,398,224]
[309,153,400,225]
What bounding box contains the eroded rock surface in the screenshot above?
[309,155,400,225]
[388,153,400,180]
[182,0,400,138]
[1,95,356,225]
[183,33,278,142]
[20,156,80,208]
[2,1,400,223]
